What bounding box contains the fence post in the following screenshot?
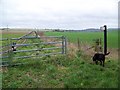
[64,36,67,54]
[62,36,64,54]
[104,25,108,55]
[77,38,80,50]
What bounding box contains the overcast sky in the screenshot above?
[0,0,119,29]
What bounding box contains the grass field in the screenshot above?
[1,30,119,88]
[2,55,118,88]
[45,31,118,48]
[1,30,118,48]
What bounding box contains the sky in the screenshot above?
[0,0,119,30]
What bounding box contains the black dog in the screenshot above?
[93,52,110,67]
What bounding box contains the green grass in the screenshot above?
[2,54,118,88]
[2,33,25,38]
[1,30,118,48]
[45,31,118,48]
[1,30,119,88]
[1,33,61,65]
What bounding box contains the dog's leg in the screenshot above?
[95,61,98,65]
[100,61,102,66]
[102,60,104,67]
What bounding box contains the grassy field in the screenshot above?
[1,30,118,48]
[1,30,119,88]
[2,55,118,88]
[45,31,118,48]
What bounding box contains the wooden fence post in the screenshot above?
[77,38,80,50]
[62,36,64,54]
[64,36,67,54]
[99,38,103,52]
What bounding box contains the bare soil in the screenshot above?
[0,30,30,34]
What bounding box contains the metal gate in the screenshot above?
[0,34,67,66]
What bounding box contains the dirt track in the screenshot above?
[0,30,30,34]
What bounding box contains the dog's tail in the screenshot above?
[105,52,110,56]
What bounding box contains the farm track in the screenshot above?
[0,30,30,34]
